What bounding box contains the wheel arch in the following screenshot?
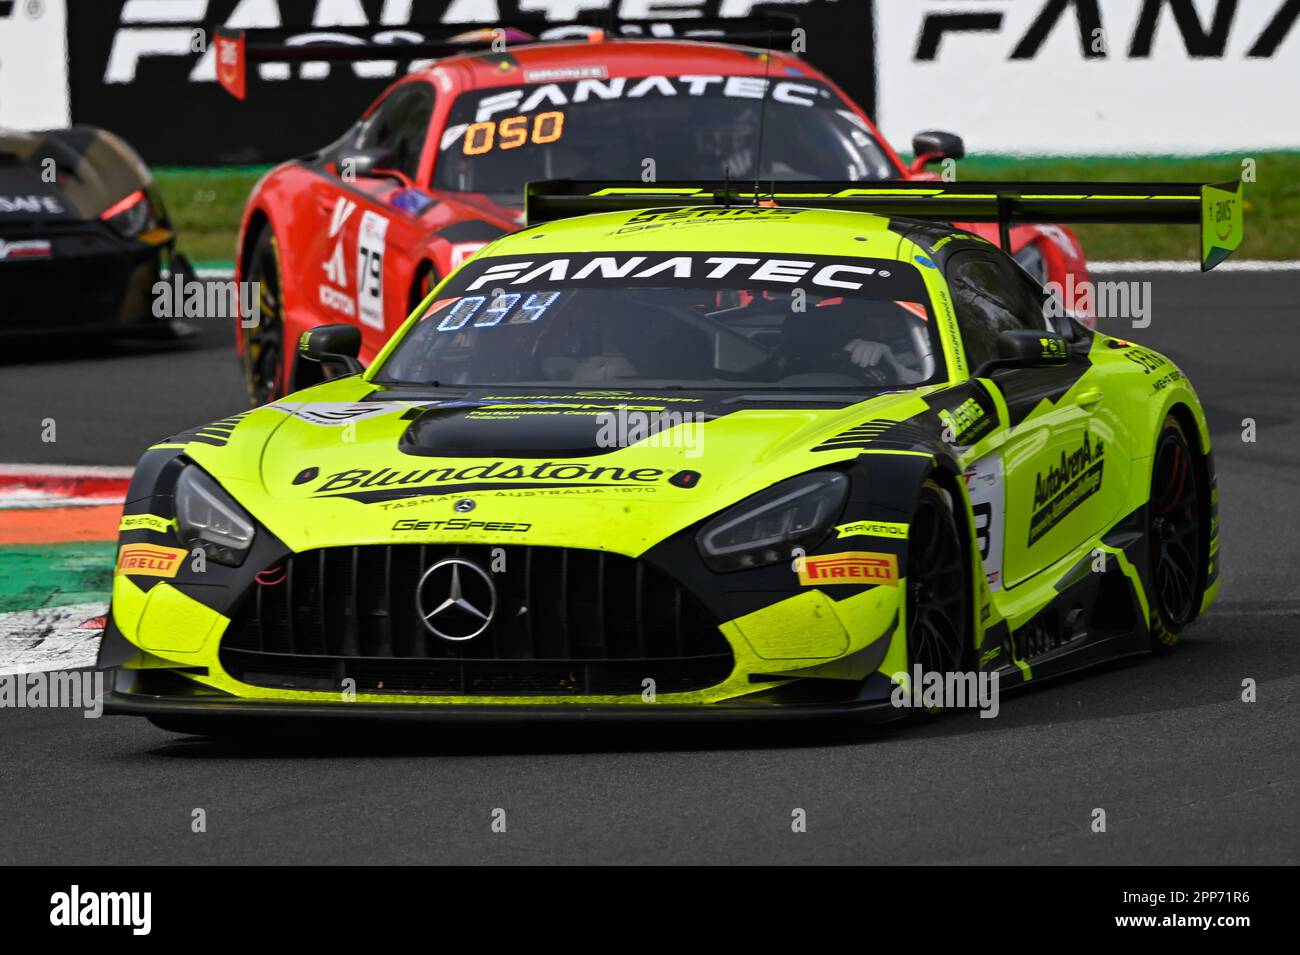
[924,460,981,658]
[849,448,980,663]
[237,207,272,285]
[407,257,439,314]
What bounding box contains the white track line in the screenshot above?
[0,464,135,478]
[1090,260,1300,273]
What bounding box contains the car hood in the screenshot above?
[0,155,76,222]
[177,378,938,556]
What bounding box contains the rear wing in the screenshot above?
[212,13,797,100]
[523,179,1245,271]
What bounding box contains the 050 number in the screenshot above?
[462,111,565,155]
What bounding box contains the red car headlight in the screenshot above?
[101,189,155,238]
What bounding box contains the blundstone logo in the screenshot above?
[1029,432,1105,545]
[316,462,666,495]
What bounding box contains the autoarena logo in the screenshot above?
[1028,432,1105,545]
[314,461,674,497]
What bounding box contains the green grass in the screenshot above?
[154,153,1300,265]
[155,166,268,264]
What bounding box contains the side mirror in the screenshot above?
[978,330,1070,376]
[290,324,364,393]
[909,130,965,173]
[337,147,396,180]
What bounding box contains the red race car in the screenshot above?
[222,17,1090,404]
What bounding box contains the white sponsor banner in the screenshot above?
[0,0,69,128]
[876,0,1300,155]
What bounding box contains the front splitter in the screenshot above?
[104,687,906,725]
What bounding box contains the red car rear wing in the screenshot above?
[524,179,1246,271]
[212,13,798,101]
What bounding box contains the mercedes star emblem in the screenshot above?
[454,498,476,513]
[416,558,497,642]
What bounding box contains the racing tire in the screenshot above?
[409,261,438,313]
[1147,416,1204,651]
[904,480,973,711]
[239,225,287,406]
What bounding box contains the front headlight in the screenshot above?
[175,466,255,566]
[697,471,849,573]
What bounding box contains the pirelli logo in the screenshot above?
[798,551,900,587]
[115,544,187,578]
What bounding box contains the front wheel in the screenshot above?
[905,481,972,682]
[1148,416,1204,650]
[240,226,286,406]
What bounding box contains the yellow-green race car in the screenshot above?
[98,178,1241,732]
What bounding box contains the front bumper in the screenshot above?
[0,223,172,334]
[104,452,912,717]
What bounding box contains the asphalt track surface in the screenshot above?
[1,272,1296,865]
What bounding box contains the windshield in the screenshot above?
[432,75,897,194]
[375,250,943,391]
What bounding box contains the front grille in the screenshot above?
[220,545,732,696]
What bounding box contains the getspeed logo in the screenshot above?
[393,518,532,533]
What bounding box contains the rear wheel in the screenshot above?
[240,226,286,406]
[905,481,972,688]
[1148,416,1204,650]
[409,261,438,313]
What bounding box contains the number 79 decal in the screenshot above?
[356,210,389,330]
